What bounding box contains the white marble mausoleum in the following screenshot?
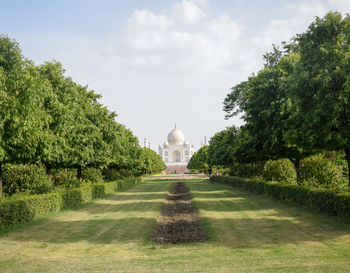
[158,126,194,167]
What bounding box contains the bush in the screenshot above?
[82,168,104,184]
[212,176,350,218]
[102,168,123,182]
[3,164,54,195]
[118,169,135,178]
[0,193,62,228]
[263,159,297,184]
[300,155,346,190]
[335,153,348,178]
[54,169,80,189]
[229,162,264,179]
[0,176,144,230]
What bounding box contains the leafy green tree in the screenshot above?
[137,147,166,174]
[224,48,313,182]
[187,146,209,172]
[208,127,237,167]
[108,124,141,173]
[39,61,106,178]
[291,12,350,186]
[0,35,50,195]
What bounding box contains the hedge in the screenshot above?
[212,176,350,218]
[0,177,143,230]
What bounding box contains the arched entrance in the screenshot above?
[173,150,181,162]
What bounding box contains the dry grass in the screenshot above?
[0,178,350,272]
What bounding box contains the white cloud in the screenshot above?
[123,8,244,75]
[21,0,348,150]
[171,0,207,24]
[251,2,327,53]
[328,0,350,11]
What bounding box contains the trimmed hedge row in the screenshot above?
[212,176,350,218]
[0,177,143,230]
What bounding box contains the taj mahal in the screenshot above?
[158,125,194,168]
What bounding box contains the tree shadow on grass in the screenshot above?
[202,216,350,249]
[7,214,350,248]
[185,179,350,248]
[107,192,168,200]
[189,191,246,199]
[191,200,265,212]
[7,218,156,244]
[78,201,164,214]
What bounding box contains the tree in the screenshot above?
[39,61,107,178]
[187,146,209,172]
[137,148,166,175]
[208,127,237,167]
[0,35,49,195]
[291,12,350,186]
[223,48,313,182]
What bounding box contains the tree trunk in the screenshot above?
[77,166,82,180]
[345,149,350,188]
[0,162,2,197]
[290,158,302,185]
[46,164,51,175]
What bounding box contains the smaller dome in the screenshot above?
[167,128,185,145]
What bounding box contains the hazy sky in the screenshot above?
[1,0,350,150]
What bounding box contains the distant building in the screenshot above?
[158,125,194,168]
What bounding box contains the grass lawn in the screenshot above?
[0,178,350,272]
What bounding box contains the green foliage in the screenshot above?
[220,12,350,186]
[289,12,350,185]
[335,153,349,177]
[263,159,297,184]
[102,168,137,181]
[299,155,346,190]
[60,187,90,209]
[0,193,62,228]
[213,176,350,218]
[208,127,237,167]
[137,148,166,175]
[0,177,143,230]
[102,168,124,182]
[187,146,209,172]
[53,169,80,189]
[3,164,53,195]
[82,168,104,184]
[229,162,265,179]
[0,35,161,197]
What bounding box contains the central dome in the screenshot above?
[167,128,185,145]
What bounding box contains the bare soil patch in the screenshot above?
[152,181,209,244]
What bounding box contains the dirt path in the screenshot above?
[152,181,209,244]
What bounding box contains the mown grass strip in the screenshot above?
[1,178,350,273]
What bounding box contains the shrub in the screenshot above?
[102,168,123,182]
[263,159,297,184]
[212,176,350,218]
[0,193,62,228]
[82,168,104,184]
[118,169,135,178]
[0,176,144,230]
[335,153,348,178]
[54,169,80,189]
[300,155,345,190]
[229,162,264,179]
[3,164,54,195]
